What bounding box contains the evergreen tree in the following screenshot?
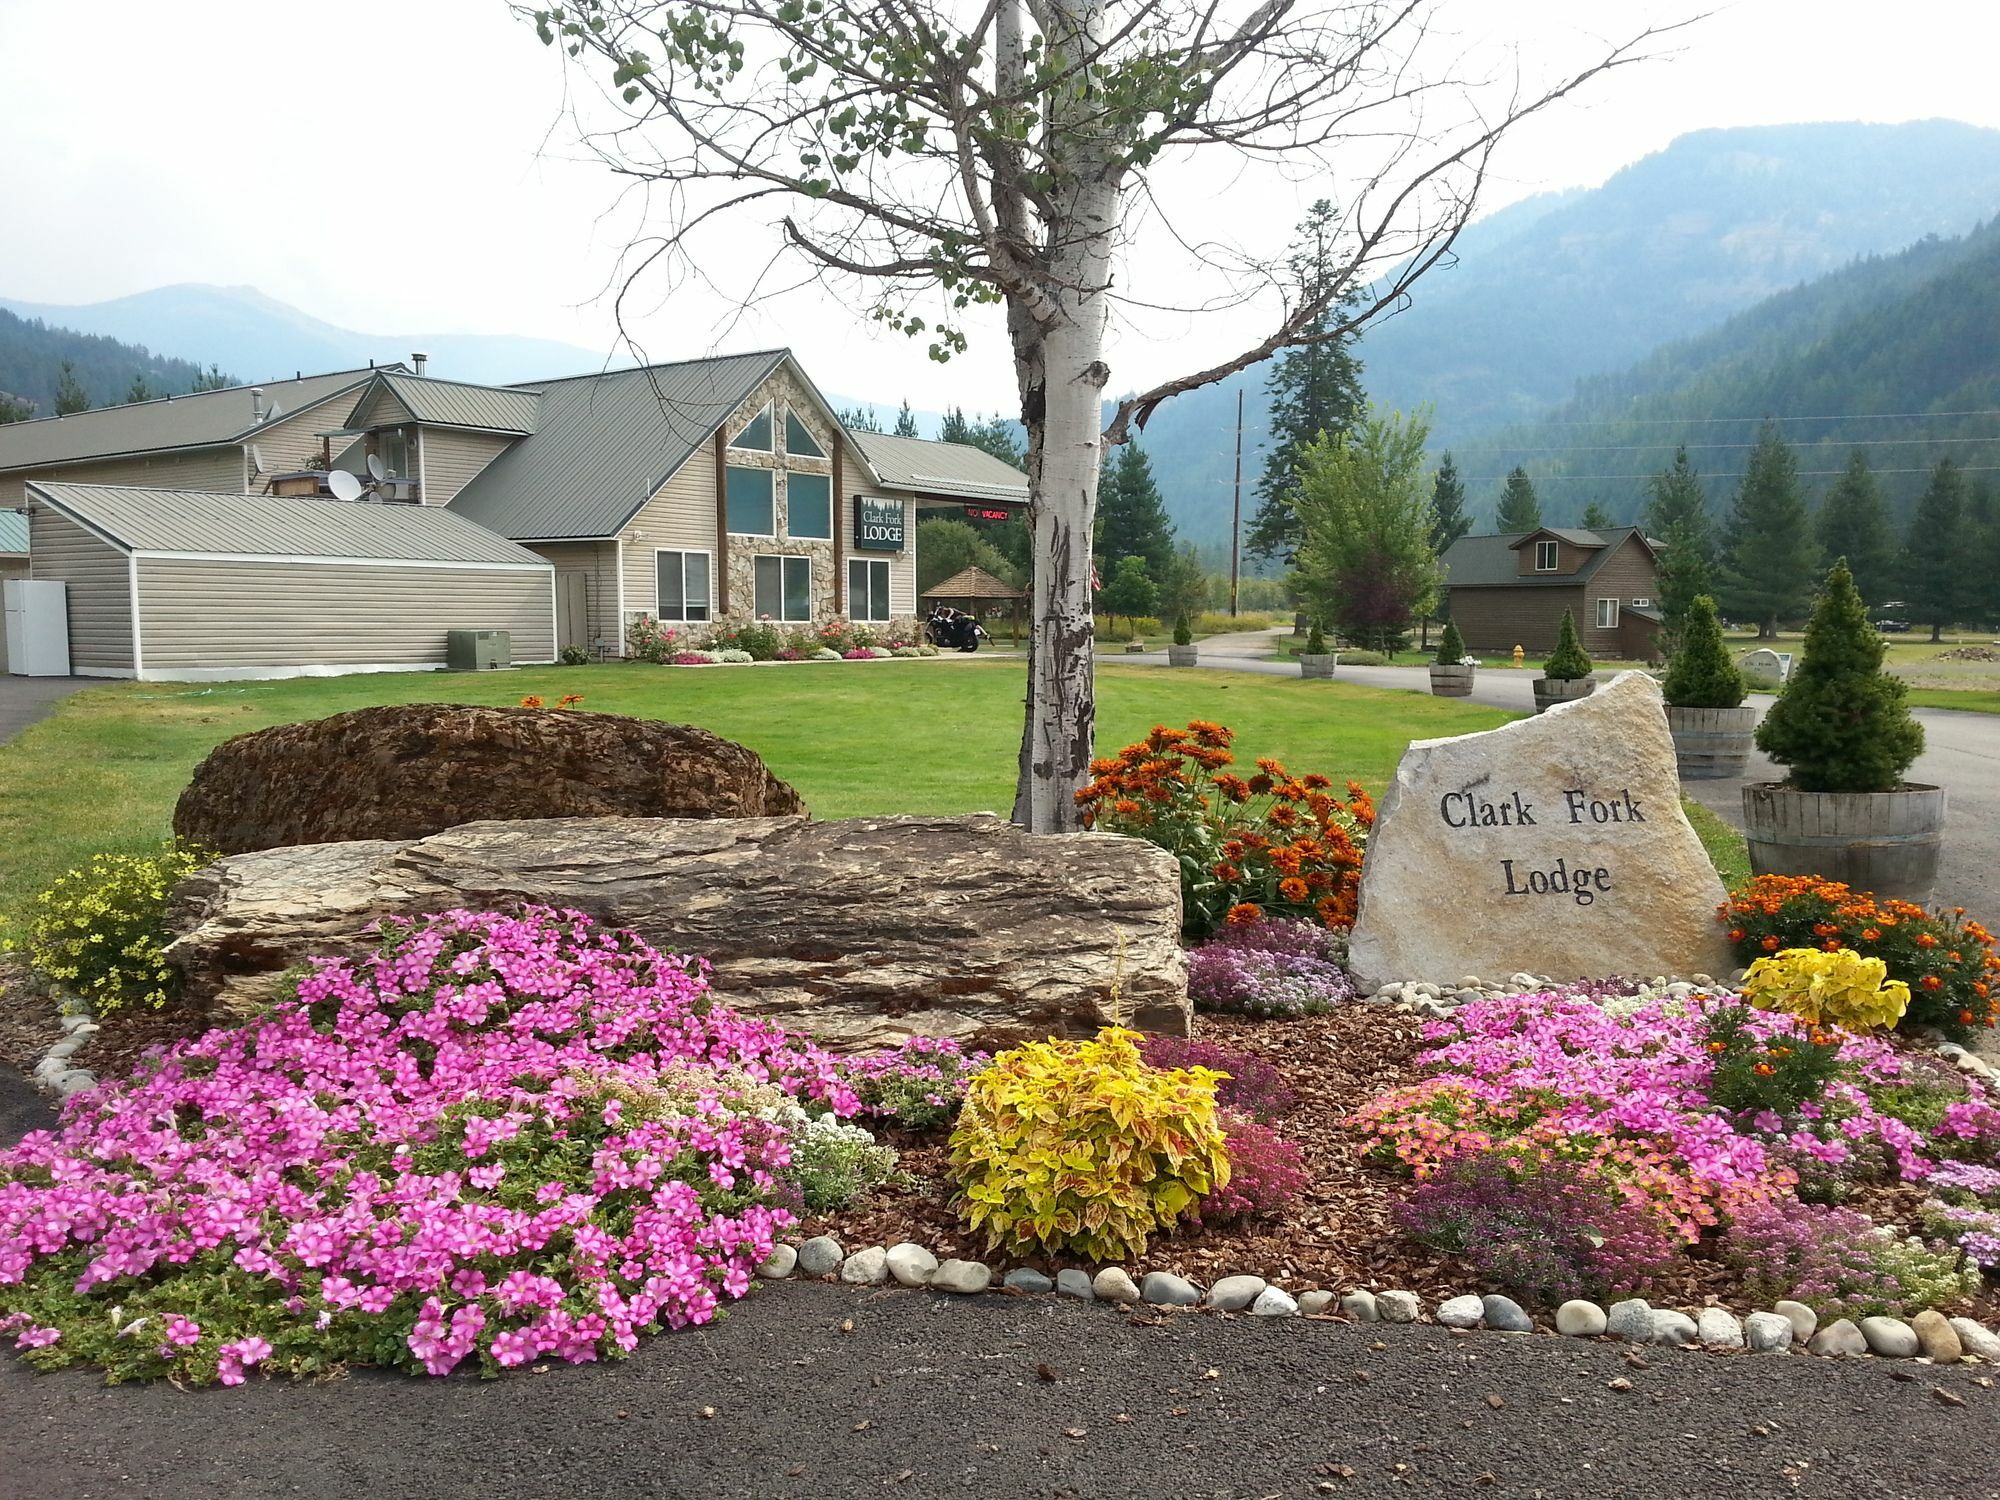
[0,394,32,424]
[1580,501,1614,530]
[1097,555,1158,632]
[1096,442,1175,582]
[1542,609,1593,680]
[939,407,1030,577]
[893,399,920,438]
[838,404,885,433]
[1292,408,1441,652]
[1434,618,1466,667]
[1900,457,1974,642]
[1158,543,1210,626]
[1718,423,1817,638]
[1653,517,1714,660]
[1660,595,1745,709]
[1428,453,1470,554]
[1644,446,1712,560]
[1817,449,1895,607]
[1494,466,1542,532]
[1755,560,1924,793]
[915,517,1022,593]
[1244,200,1366,565]
[53,360,90,415]
[123,374,153,405]
[189,364,233,393]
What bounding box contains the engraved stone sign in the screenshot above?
[1347,672,1734,987]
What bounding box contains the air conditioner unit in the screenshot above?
[445,629,512,671]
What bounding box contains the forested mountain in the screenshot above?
[1463,217,2000,527]
[0,308,227,417]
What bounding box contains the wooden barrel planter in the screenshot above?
[1532,676,1596,714]
[1298,653,1337,680]
[1666,705,1758,780]
[1167,645,1199,668]
[1742,782,1946,901]
[1430,664,1475,698]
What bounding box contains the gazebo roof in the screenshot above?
[921,566,1023,601]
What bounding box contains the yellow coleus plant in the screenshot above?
[15,843,212,1013]
[1741,946,1911,1033]
[948,1026,1231,1263]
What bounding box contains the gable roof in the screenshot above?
[847,430,1029,503]
[0,511,26,555]
[28,482,549,568]
[1442,527,1656,589]
[343,372,542,436]
[1507,526,1609,551]
[446,352,790,540]
[0,367,392,475]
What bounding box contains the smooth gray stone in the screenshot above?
[1607,1298,1656,1343]
[1555,1300,1607,1337]
[1297,1291,1336,1316]
[1056,1269,1095,1300]
[797,1235,844,1277]
[839,1247,889,1286]
[1093,1267,1141,1304]
[884,1243,938,1288]
[930,1259,992,1295]
[1004,1268,1054,1294]
[1250,1286,1299,1317]
[1206,1274,1267,1312]
[1808,1318,1868,1357]
[1654,1311,1698,1347]
[1481,1294,1533,1333]
[1744,1312,1794,1353]
[1773,1299,1817,1343]
[755,1243,797,1280]
[1948,1317,2000,1361]
[1376,1291,1421,1324]
[1436,1294,1485,1329]
[1339,1289,1380,1322]
[1859,1316,1918,1358]
[1141,1272,1201,1307]
[1696,1308,1744,1348]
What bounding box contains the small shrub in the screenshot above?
[1185,1113,1307,1228]
[1755,559,1924,793]
[1542,609,1593,680]
[557,644,591,666]
[1739,947,1909,1032]
[841,1036,989,1131]
[1434,619,1465,667]
[1724,1197,1978,1318]
[1660,594,1744,709]
[811,647,843,661]
[672,650,720,665]
[1172,612,1193,647]
[1700,998,1845,1118]
[716,648,755,664]
[1332,648,1387,666]
[1305,618,1327,655]
[782,1111,899,1212]
[949,1027,1229,1261]
[19,843,212,1012]
[1137,1036,1295,1121]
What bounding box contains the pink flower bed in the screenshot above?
[0,908,853,1384]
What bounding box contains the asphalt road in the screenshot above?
[1139,630,2000,921]
[3,1281,1993,1500]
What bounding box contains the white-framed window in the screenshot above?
[655,549,713,622]
[1534,540,1559,572]
[377,429,410,478]
[725,465,775,536]
[848,558,891,621]
[787,472,833,539]
[754,554,813,621]
[784,407,826,458]
[1631,596,1652,609]
[729,402,774,452]
[1596,596,1619,630]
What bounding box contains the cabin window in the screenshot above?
[655,550,713,622]
[1596,596,1619,630]
[1534,540,1559,572]
[784,408,826,458]
[725,466,775,535]
[729,403,774,452]
[848,558,891,621]
[754,554,813,621]
[787,473,832,539]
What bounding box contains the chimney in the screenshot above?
[411,352,429,376]
[250,387,266,424]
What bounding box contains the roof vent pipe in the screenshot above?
[250,387,266,424]
[411,352,429,376]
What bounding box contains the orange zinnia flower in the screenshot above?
[1761,936,1781,952]
[1279,877,1311,902]
[1225,903,1263,927]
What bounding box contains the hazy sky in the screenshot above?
[3,0,1997,410]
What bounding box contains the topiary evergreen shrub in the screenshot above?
[1755,559,1924,793]
[1660,595,1745,709]
[1542,609,1593,680]
[1435,619,1466,667]
[1172,612,1194,647]
[1305,618,1327,655]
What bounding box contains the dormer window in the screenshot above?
[729,403,774,452]
[1534,540,1559,572]
[784,407,825,458]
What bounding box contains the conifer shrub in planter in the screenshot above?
[1297,618,1336,679]
[1531,609,1595,713]
[1167,612,1198,667]
[1661,594,1754,779]
[1429,619,1474,697]
[1744,560,1939,899]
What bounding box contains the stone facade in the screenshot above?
[718,368,842,621]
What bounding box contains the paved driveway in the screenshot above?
[0,674,92,744]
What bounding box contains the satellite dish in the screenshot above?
[366,453,387,482]
[250,443,266,474]
[327,469,364,502]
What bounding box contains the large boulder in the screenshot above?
[163,814,1190,1050]
[172,704,805,855]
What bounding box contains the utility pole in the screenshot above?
[1229,386,1243,616]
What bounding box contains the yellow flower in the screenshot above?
[1742,946,1910,1033]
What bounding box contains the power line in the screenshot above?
[1460,464,2000,482]
[1456,434,2000,456]
[1487,407,2000,430]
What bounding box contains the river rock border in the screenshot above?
[755,1238,2000,1363]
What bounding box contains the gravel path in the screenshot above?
[3,1282,1990,1498]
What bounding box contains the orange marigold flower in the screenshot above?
[1916,933,1940,948]
[1727,928,1747,943]
[1279,877,1311,902]
[1823,939,1843,951]
[1961,1010,1977,1025]
[1975,982,1991,998]
[1753,1062,1775,1077]
[1224,903,1263,927]
[1861,928,1882,942]
[1922,975,1944,991]
[519,695,545,709]
[1760,935,1781,952]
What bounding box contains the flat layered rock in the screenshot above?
[1349,673,1734,989]
[163,814,1190,1049]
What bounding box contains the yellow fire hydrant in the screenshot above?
[1512,644,1525,668]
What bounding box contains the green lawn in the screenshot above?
[1682,799,1750,891]
[1906,688,2000,715]
[0,659,1517,929]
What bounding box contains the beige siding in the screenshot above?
[244,405,342,492]
[620,444,719,622]
[845,491,917,618]
[0,475,25,510]
[528,541,620,655]
[12,447,246,496]
[135,557,554,673]
[28,507,134,674]
[420,429,514,506]
[350,386,418,430]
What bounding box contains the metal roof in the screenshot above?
[1507,526,1608,550]
[922,565,1023,600]
[0,367,390,474]
[1442,528,1654,590]
[28,483,550,568]
[846,430,1029,502]
[447,352,788,539]
[347,372,543,435]
[0,511,26,554]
